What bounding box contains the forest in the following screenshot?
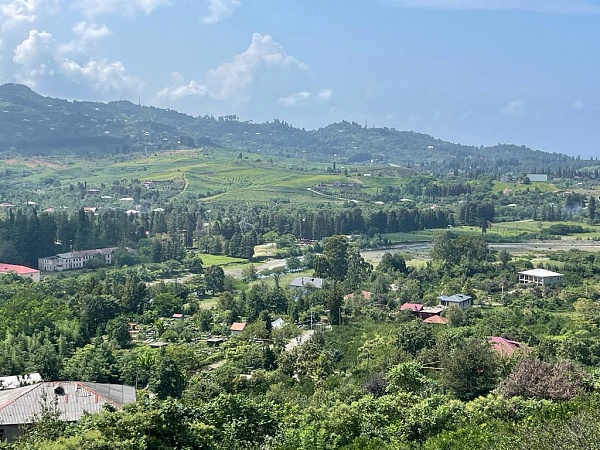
[0,140,599,448]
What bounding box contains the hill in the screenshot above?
[0,83,592,174]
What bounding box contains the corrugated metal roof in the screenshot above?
[0,382,136,425]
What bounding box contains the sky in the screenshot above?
[0,0,599,157]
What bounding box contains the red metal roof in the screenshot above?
[400,303,423,311]
[0,264,39,275]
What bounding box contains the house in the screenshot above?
[423,315,449,325]
[438,294,472,310]
[419,306,445,320]
[290,277,324,293]
[38,247,117,272]
[230,322,247,335]
[0,382,136,442]
[489,336,525,357]
[0,263,41,282]
[400,303,423,313]
[518,269,563,287]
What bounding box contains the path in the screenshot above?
[285,330,314,352]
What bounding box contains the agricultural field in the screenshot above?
[0,148,404,209]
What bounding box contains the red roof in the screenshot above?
[230,322,247,332]
[424,315,449,325]
[400,303,423,311]
[172,313,183,319]
[0,263,39,275]
[489,336,524,357]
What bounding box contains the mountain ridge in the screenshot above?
[0,83,590,174]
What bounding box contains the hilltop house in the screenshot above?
[0,382,136,442]
[290,277,324,294]
[438,294,472,310]
[38,247,117,272]
[0,264,41,282]
[518,269,563,287]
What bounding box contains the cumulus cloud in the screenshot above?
[157,79,207,100]
[158,33,306,101]
[202,0,240,24]
[13,29,56,86]
[500,100,527,117]
[59,21,112,54]
[1,0,60,31]
[384,0,600,13]
[60,59,141,93]
[11,27,139,95]
[205,33,306,100]
[278,89,333,106]
[73,0,171,17]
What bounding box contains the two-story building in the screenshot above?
[38,248,117,272]
[518,269,563,287]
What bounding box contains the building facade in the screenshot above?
[518,269,563,286]
[0,264,41,282]
[38,248,116,272]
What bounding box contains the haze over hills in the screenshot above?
[0,83,592,174]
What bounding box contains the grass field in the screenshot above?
[0,149,405,207]
[197,253,246,266]
[493,180,557,193]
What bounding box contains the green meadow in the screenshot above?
[1,148,403,206]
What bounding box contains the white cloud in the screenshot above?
[13,29,56,86]
[572,100,585,110]
[158,33,307,101]
[157,79,207,100]
[318,89,333,100]
[278,91,311,106]
[202,0,240,24]
[278,88,333,106]
[385,0,600,13]
[1,0,60,31]
[11,28,139,95]
[205,33,306,100]
[73,0,171,17]
[59,21,112,54]
[500,99,527,117]
[60,59,141,94]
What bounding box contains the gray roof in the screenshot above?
[438,294,472,303]
[290,277,324,289]
[0,382,136,425]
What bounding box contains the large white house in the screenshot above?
[38,247,117,272]
[518,269,563,287]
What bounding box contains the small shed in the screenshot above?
[230,322,247,335]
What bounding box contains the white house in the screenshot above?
[518,269,563,287]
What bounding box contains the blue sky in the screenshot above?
[0,0,598,157]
